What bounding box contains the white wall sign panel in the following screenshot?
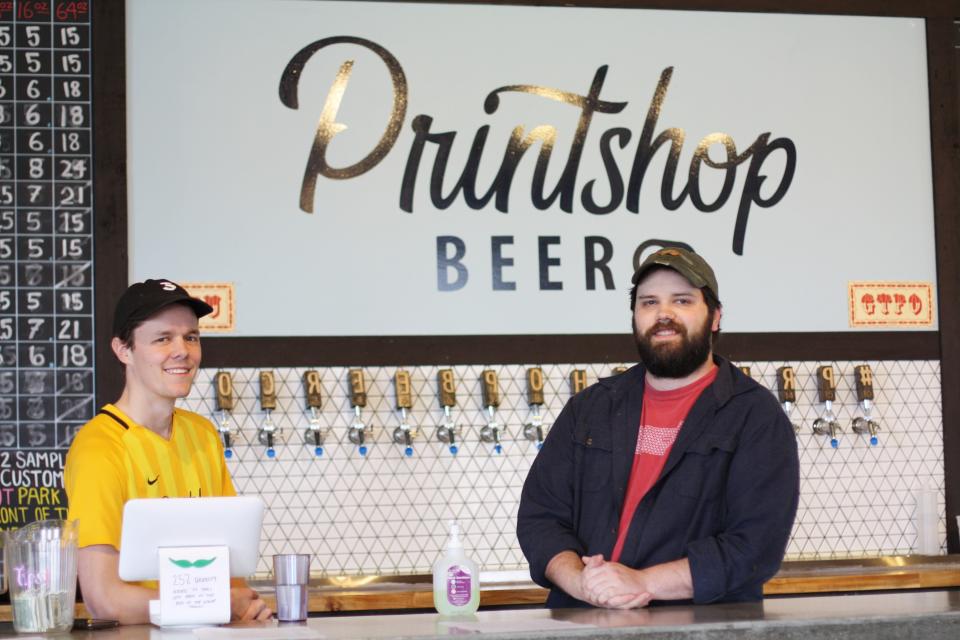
[126,0,936,336]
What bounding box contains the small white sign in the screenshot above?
[158,545,231,626]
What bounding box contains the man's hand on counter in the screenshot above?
[545,551,694,608]
[230,580,273,621]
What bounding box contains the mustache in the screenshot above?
[644,319,687,339]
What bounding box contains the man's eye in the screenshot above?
[186,335,200,342]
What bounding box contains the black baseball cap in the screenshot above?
[631,247,719,300]
[112,279,214,337]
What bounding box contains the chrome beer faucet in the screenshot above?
[214,371,236,459]
[523,367,546,450]
[257,370,279,458]
[392,369,416,457]
[479,369,504,454]
[303,370,327,457]
[851,364,880,446]
[812,365,842,448]
[436,369,461,455]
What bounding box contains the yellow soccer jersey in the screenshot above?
[64,404,236,550]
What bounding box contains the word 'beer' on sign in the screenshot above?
[848,282,933,327]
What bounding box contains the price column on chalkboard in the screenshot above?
[0,1,93,529]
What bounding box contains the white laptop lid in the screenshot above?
[118,496,264,582]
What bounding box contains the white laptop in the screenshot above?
[118,496,264,582]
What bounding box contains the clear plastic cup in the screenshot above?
[273,554,310,622]
[3,519,78,633]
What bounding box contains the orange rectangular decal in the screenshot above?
[182,282,235,332]
[848,282,934,327]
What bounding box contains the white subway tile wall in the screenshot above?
[178,360,944,578]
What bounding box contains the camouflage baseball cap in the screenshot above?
[631,247,719,300]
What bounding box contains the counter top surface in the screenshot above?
[3,590,959,640]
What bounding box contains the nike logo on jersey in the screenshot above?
[147,475,159,485]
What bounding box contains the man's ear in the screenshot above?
[711,307,722,332]
[111,336,132,366]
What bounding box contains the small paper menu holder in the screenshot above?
[150,545,231,627]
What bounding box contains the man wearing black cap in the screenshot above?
[517,248,800,608]
[64,279,271,624]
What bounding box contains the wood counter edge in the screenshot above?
[2,568,959,621]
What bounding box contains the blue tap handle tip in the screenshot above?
[358,445,368,456]
[536,442,543,450]
[404,447,414,457]
[494,444,502,454]
[224,449,233,459]
[830,439,839,449]
[266,448,276,458]
[315,446,324,456]
[870,437,879,446]
[449,445,458,455]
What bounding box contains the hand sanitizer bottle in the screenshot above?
[433,521,479,616]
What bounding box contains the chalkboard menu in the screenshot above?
[0,0,92,530]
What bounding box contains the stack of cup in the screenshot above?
[273,554,311,622]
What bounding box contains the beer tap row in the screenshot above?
[210,367,567,459]
[208,363,881,458]
[766,364,880,448]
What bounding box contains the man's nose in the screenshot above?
[170,337,189,356]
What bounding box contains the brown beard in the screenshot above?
[633,313,713,378]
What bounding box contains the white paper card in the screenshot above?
[158,545,231,626]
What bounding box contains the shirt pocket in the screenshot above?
[574,425,614,484]
[675,436,737,499]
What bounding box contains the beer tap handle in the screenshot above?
[303,370,325,457]
[813,366,841,448]
[524,367,546,450]
[776,366,800,435]
[393,370,415,457]
[852,365,880,446]
[437,369,459,455]
[480,370,503,454]
[569,369,587,396]
[259,370,278,459]
[348,369,369,456]
[214,371,236,459]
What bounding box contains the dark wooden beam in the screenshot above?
[198,331,939,367]
[928,17,960,554]
[92,0,127,406]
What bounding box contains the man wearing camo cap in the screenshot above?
[518,247,800,608]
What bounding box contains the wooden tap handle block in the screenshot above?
[739,366,752,378]
[816,365,836,402]
[854,364,874,401]
[303,370,323,409]
[481,369,500,408]
[438,369,457,408]
[259,370,277,410]
[214,371,235,412]
[612,366,628,375]
[349,368,367,408]
[395,370,413,410]
[570,370,587,396]
[526,367,545,406]
[776,366,797,403]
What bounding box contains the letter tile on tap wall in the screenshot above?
[179,360,944,578]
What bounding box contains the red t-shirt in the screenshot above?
[610,366,718,562]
